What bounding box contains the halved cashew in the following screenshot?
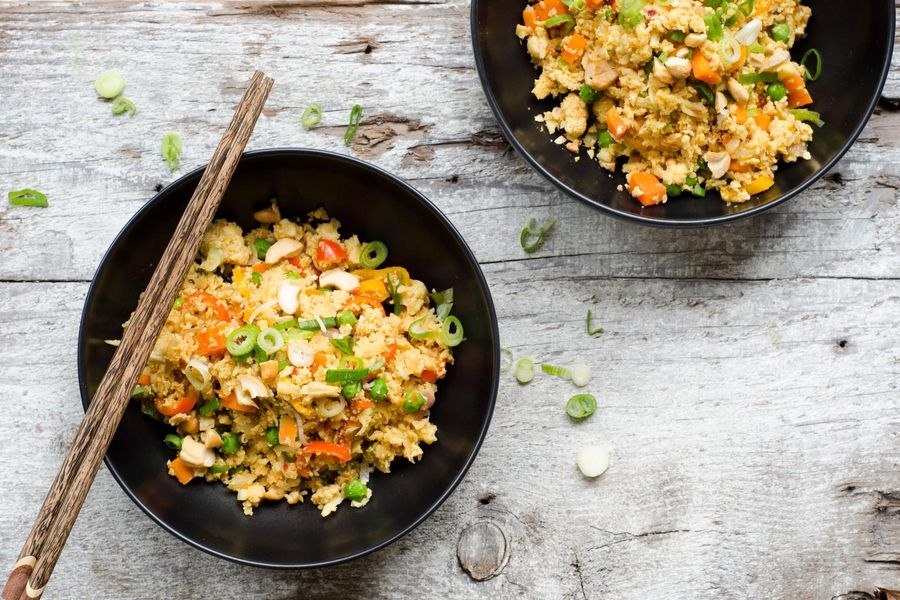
[180,436,216,468]
[727,78,749,105]
[652,60,674,84]
[704,151,731,179]
[253,201,281,224]
[204,430,223,449]
[278,280,303,314]
[300,382,341,398]
[287,338,315,367]
[238,374,270,399]
[665,57,692,79]
[715,91,728,113]
[318,269,360,292]
[265,238,303,264]
[684,33,706,48]
[263,489,286,501]
[259,360,280,384]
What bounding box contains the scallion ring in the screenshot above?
[296,316,337,330]
[8,188,48,208]
[256,327,285,354]
[515,358,535,384]
[585,310,604,336]
[500,348,514,373]
[520,217,556,253]
[330,336,355,355]
[566,393,597,419]
[339,355,365,370]
[789,108,825,128]
[408,317,434,340]
[561,0,584,10]
[439,316,464,347]
[301,103,322,129]
[94,69,125,99]
[161,132,183,172]
[325,368,370,383]
[403,389,426,412]
[111,97,137,117]
[226,324,260,357]
[344,104,363,146]
[359,241,388,269]
[800,48,822,81]
[541,363,571,379]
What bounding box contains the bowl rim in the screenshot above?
[470,0,896,227]
[76,147,501,569]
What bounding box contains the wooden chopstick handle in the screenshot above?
[3,70,273,600]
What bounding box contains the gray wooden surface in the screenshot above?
[0,2,897,599]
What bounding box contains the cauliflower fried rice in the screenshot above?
[516,0,820,204]
[129,206,461,517]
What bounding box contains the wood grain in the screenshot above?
[2,70,273,600]
[0,1,897,599]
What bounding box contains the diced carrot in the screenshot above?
[586,0,604,6]
[754,113,772,131]
[312,352,329,374]
[746,176,775,195]
[168,457,195,486]
[533,0,567,20]
[302,441,351,463]
[138,373,151,386]
[195,325,226,356]
[627,172,667,206]
[183,291,230,322]
[734,104,748,124]
[781,74,805,92]
[356,278,389,301]
[155,390,198,417]
[560,33,587,65]
[788,88,813,108]
[691,51,722,85]
[278,417,298,445]
[220,392,258,414]
[252,262,270,274]
[421,369,439,383]
[382,343,398,363]
[523,5,537,28]
[353,399,375,411]
[729,162,752,173]
[606,107,629,141]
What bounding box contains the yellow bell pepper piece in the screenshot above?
[746,176,774,195]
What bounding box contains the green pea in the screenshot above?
[209,463,229,474]
[337,309,358,327]
[342,381,362,399]
[370,377,388,401]
[163,434,182,451]
[221,432,240,455]
[598,130,616,148]
[767,82,787,101]
[771,23,791,42]
[265,427,279,447]
[344,478,368,501]
[403,389,425,412]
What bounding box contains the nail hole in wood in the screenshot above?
[457,521,509,581]
[154,183,164,192]
[364,44,373,54]
[826,172,844,185]
[448,174,459,184]
[478,493,495,505]
[838,339,848,349]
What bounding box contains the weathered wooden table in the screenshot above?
[1,2,897,598]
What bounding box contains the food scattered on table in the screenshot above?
[520,217,556,253]
[577,445,611,477]
[516,0,822,204]
[161,132,183,172]
[8,188,49,208]
[128,206,463,516]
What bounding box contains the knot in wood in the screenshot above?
[457,521,509,581]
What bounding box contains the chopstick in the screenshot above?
[1,70,273,600]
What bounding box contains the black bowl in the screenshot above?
[472,0,895,226]
[77,149,499,568]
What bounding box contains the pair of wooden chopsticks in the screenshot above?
[1,71,274,600]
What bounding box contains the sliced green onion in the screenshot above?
[367,357,386,373]
[403,389,426,412]
[285,271,301,280]
[598,130,616,148]
[161,132,182,172]
[198,396,220,417]
[370,376,388,401]
[251,271,262,285]
[738,0,754,15]
[140,398,162,421]
[561,0,585,10]
[226,324,260,356]
[359,241,388,269]
[500,348,513,373]
[618,0,646,28]
[738,71,780,84]
[209,463,229,474]
[566,394,597,419]
[278,359,290,371]
[297,316,338,330]
[585,310,604,336]
[670,30,686,43]
[131,385,152,399]
[254,239,271,260]
[339,355,365,369]
[439,316,464,347]
[94,69,125,99]
[220,432,240,455]
[704,13,724,41]
[767,81,787,101]
[408,317,434,340]
[770,23,791,43]
[544,14,575,29]
[301,103,322,129]
[330,336,355,355]
[256,327,285,354]
[541,363,571,379]
[8,188,48,208]
[111,97,136,117]
[228,465,245,475]
[801,48,822,81]
[173,296,185,310]
[387,273,402,316]
[325,368,370,383]
[342,381,362,399]
[747,42,765,54]
[255,346,268,363]
[337,310,358,327]
[344,478,368,501]
[515,358,535,384]
[275,318,298,331]
[430,288,454,321]
[163,434,183,451]
[265,427,279,447]
[579,84,600,105]
[693,81,715,105]
[665,183,683,197]
[520,217,556,253]
[789,108,824,127]
[344,104,363,146]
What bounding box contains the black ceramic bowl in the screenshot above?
[472,0,895,226]
[77,149,499,568]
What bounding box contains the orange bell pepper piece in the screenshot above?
[195,325,227,356]
[420,369,439,383]
[302,441,351,463]
[155,390,198,417]
[168,457,195,485]
[278,416,298,445]
[691,51,722,85]
[220,392,258,414]
[788,88,813,108]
